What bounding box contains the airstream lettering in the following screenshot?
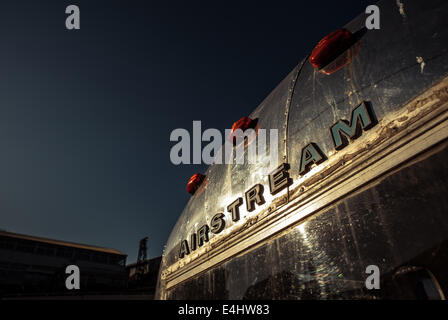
[178,101,377,259]
[268,163,291,195]
[298,143,326,175]
[227,198,243,222]
[330,101,377,150]
[159,0,448,300]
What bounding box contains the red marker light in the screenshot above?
[231,117,254,132]
[309,28,355,73]
[187,173,205,195]
[228,117,256,144]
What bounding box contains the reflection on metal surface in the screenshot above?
[162,142,448,299]
[161,76,448,290]
[309,28,365,75]
[157,0,448,299]
[176,102,380,261]
[186,173,206,195]
[390,266,445,300]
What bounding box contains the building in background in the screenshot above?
[0,230,127,297]
[126,256,162,299]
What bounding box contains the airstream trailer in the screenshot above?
[157,0,448,299]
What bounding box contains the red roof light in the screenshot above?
[228,117,256,144]
[309,28,355,72]
[231,117,254,132]
[186,173,205,195]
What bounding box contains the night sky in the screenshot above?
[0,0,373,262]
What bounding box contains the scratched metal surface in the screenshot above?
[162,66,299,267]
[157,0,448,299]
[164,144,448,299]
[287,0,448,182]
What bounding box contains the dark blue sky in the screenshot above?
[0,0,373,262]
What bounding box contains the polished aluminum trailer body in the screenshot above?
[157,0,448,299]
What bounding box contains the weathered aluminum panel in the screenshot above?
[287,0,448,188]
[162,66,300,268]
[156,0,448,299]
[163,141,448,299]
